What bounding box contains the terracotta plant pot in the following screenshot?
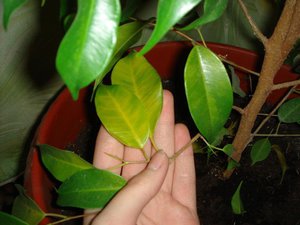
[24,42,299,224]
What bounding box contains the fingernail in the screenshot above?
[148,150,167,171]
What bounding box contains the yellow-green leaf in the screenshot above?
[272,145,288,184]
[111,53,162,138]
[95,85,150,148]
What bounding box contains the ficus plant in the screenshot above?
[1,0,300,224]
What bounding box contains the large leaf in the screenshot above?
[95,85,150,148]
[0,211,28,225]
[231,181,245,215]
[57,168,126,208]
[12,185,45,225]
[111,53,163,138]
[56,0,121,100]
[250,138,271,166]
[0,1,63,183]
[139,0,202,55]
[180,0,228,30]
[39,144,93,182]
[93,21,145,91]
[277,98,300,123]
[2,0,28,29]
[184,45,233,142]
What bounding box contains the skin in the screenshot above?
[85,90,200,225]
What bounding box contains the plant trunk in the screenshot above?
[224,0,300,179]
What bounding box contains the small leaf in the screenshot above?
[180,0,228,30]
[95,85,150,148]
[140,0,202,54]
[57,168,127,208]
[272,145,288,184]
[93,21,145,92]
[250,138,271,166]
[226,159,240,170]
[2,0,27,30]
[231,181,245,215]
[39,144,93,182]
[228,65,246,97]
[56,0,121,99]
[184,45,233,142]
[0,211,28,225]
[12,185,45,225]
[222,144,234,157]
[277,98,300,123]
[111,53,163,138]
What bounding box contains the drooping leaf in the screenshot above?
[39,144,93,182]
[121,0,143,23]
[139,0,202,55]
[222,144,234,157]
[228,65,246,97]
[2,0,28,29]
[184,45,233,142]
[93,21,145,92]
[56,0,121,100]
[211,127,229,146]
[57,168,126,208]
[95,85,150,148]
[250,138,271,166]
[231,181,245,215]
[111,53,163,138]
[180,0,228,30]
[272,145,288,184]
[277,98,300,123]
[226,159,240,170]
[0,211,28,225]
[12,185,45,225]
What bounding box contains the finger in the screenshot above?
[172,124,197,212]
[92,151,169,225]
[153,90,175,192]
[122,140,151,180]
[93,126,125,174]
[84,126,125,225]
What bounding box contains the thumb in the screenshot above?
[92,150,169,225]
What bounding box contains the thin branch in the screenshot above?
[232,106,245,114]
[272,79,300,90]
[238,0,268,46]
[253,133,300,137]
[251,85,298,137]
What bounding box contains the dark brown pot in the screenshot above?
[24,42,299,225]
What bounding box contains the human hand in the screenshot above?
[85,90,199,225]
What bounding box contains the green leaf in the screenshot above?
[277,98,300,123]
[272,145,288,184]
[93,21,145,92]
[140,0,202,55]
[12,185,45,225]
[0,211,28,225]
[95,85,150,148]
[250,138,271,166]
[111,53,163,138]
[56,0,121,100]
[184,45,233,142]
[39,144,93,182]
[121,0,143,23]
[181,0,228,30]
[222,144,234,157]
[2,0,28,30]
[228,65,246,97]
[231,181,245,215]
[211,127,229,146]
[226,159,240,170]
[57,168,127,208]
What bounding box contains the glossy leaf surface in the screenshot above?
[56,0,121,99]
[112,53,162,138]
[57,168,126,208]
[231,181,245,214]
[184,45,233,142]
[94,21,145,91]
[181,0,228,30]
[95,85,150,148]
[12,185,45,225]
[140,0,202,54]
[2,0,27,29]
[0,211,28,225]
[250,138,271,166]
[278,98,300,123]
[39,144,93,182]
